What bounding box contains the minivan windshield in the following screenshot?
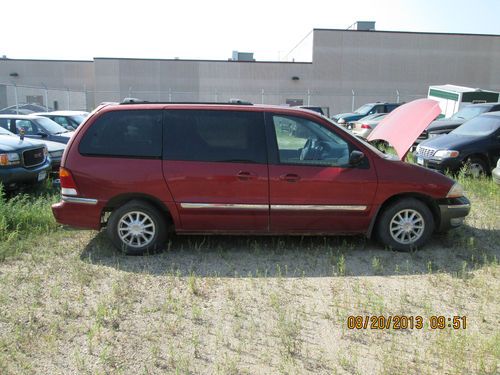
[450,105,488,121]
[323,115,388,159]
[451,116,500,137]
[35,117,69,134]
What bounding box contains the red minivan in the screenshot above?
[52,102,470,254]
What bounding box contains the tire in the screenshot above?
[376,198,434,251]
[464,156,488,178]
[107,200,168,255]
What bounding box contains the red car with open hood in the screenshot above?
[52,100,470,254]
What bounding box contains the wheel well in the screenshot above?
[464,153,490,170]
[368,193,440,238]
[101,193,173,227]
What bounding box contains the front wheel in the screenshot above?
[463,157,488,178]
[376,198,434,251]
[107,200,167,255]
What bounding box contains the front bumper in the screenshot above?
[414,155,463,174]
[437,196,471,232]
[0,161,51,189]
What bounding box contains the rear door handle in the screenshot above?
[280,173,301,182]
[237,171,255,181]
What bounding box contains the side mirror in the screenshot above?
[349,150,365,166]
[38,131,48,138]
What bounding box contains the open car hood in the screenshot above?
[367,99,441,160]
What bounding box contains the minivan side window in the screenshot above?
[79,110,162,158]
[163,110,266,164]
[272,115,350,167]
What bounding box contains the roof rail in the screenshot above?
[119,98,253,105]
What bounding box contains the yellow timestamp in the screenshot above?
[346,315,467,330]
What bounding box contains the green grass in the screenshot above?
[0,176,498,374]
[0,183,60,260]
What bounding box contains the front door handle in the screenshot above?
[280,173,301,182]
[237,171,255,181]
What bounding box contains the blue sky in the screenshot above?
[2,0,499,61]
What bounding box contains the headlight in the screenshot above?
[434,150,459,159]
[0,152,21,166]
[337,118,346,124]
[49,150,63,158]
[446,182,464,198]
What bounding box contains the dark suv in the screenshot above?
[417,102,500,143]
[332,102,401,127]
[52,101,470,254]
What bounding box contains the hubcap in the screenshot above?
[118,211,156,248]
[389,209,425,245]
[468,162,485,178]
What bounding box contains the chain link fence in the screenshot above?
[1,83,425,115]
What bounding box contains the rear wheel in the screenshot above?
[107,200,167,255]
[376,198,434,251]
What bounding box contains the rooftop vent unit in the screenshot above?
[347,21,376,31]
[231,51,255,62]
[357,21,375,31]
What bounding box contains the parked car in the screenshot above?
[0,103,48,114]
[298,106,330,117]
[0,130,50,191]
[0,126,65,172]
[35,111,89,130]
[414,112,500,177]
[493,159,500,185]
[52,101,470,254]
[0,115,74,144]
[332,102,401,127]
[417,102,500,143]
[349,113,387,138]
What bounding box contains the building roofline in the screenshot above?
[313,28,500,38]
[0,58,93,63]
[93,57,312,64]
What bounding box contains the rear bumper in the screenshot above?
[351,129,371,138]
[52,195,103,230]
[437,196,471,232]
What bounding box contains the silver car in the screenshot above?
[350,113,387,139]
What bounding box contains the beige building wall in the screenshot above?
[1,29,499,113]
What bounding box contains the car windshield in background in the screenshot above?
[70,115,87,124]
[450,106,487,120]
[451,116,500,137]
[354,104,372,115]
[0,127,13,135]
[36,117,69,134]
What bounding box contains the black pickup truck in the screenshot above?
[0,129,51,191]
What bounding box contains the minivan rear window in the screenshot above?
[163,110,266,164]
[79,110,162,158]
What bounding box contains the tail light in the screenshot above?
[59,167,78,196]
[360,124,372,129]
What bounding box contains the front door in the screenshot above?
[267,113,377,233]
[162,109,269,232]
